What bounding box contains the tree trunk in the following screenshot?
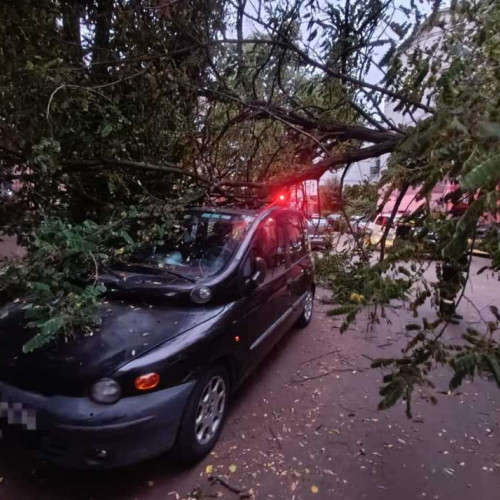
[61,0,83,66]
[91,0,113,77]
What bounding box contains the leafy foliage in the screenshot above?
[343,182,379,218]
[0,208,182,351]
[315,252,413,332]
[0,0,499,417]
[324,0,500,412]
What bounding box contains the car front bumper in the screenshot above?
[0,379,195,469]
[308,234,328,248]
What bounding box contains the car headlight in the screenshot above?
[190,286,212,304]
[90,378,121,404]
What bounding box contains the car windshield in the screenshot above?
[129,211,255,280]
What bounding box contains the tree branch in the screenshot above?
[206,39,435,114]
[263,139,397,191]
[62,138,397,196]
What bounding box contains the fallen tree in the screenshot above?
[1,0,499,411]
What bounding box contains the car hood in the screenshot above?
[0,301,225,396]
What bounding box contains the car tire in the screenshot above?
[295,287,314,328]
[175,365,230,463]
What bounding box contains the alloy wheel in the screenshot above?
[194,375,226,445]
[304,290,313,322]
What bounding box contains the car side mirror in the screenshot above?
[245,256,267,290]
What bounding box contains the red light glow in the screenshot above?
[135,373,160,391]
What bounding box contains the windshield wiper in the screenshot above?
[158,268,196,283]
[102,265,123,280]
[124,263,196,283]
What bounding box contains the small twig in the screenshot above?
[379,183,409,262]
[208,476,247,494]
[318,296,335,304]
[294,367,366,383]
[89,251,98,285]
[268,425,282,449]
[46,69,147,122]
[338,163,369,262]
[463,294,489,325]
[46,84,67,122]
[299,348,341,366]
[377,342,392,348]
[338,402,356,413]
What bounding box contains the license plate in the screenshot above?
[0,400,37,432]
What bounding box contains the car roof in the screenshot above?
[189,205,304,219]
[188,206,259,217]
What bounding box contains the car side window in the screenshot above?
[284,213,307,263]
[241,217,286,284]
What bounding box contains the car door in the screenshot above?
[234,215,291,367]
[282,211,313,312]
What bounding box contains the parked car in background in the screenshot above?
[0,205,315,468]
[307,214,330,249]
[326,213,342,231]
[367,213,421,248]
[469,221,499,256]
[349,215,370,234]
[366,214,398,248]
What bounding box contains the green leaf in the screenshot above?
[100,123,113,137]
[327,304,358,316]
[23,316,65,353]
[460,153,500,191]
[490,305,500,321]
[120,230,134,246]
[449,352,478,390]
[307,29,318,42]
[31,281,51,292]
[479,121,500,139]
[378,380,404,410]
[405,323,421,331]
[484,354,500,387]
[379,44,396,67]
[371,358,396,368]
[397,266,412,277]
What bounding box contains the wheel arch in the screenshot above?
[210,355,240,393]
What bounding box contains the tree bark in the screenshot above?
[61,0,83,66]
[235,0,248,92]
[91,0,114,77]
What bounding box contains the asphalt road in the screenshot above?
[0,258,499,499]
